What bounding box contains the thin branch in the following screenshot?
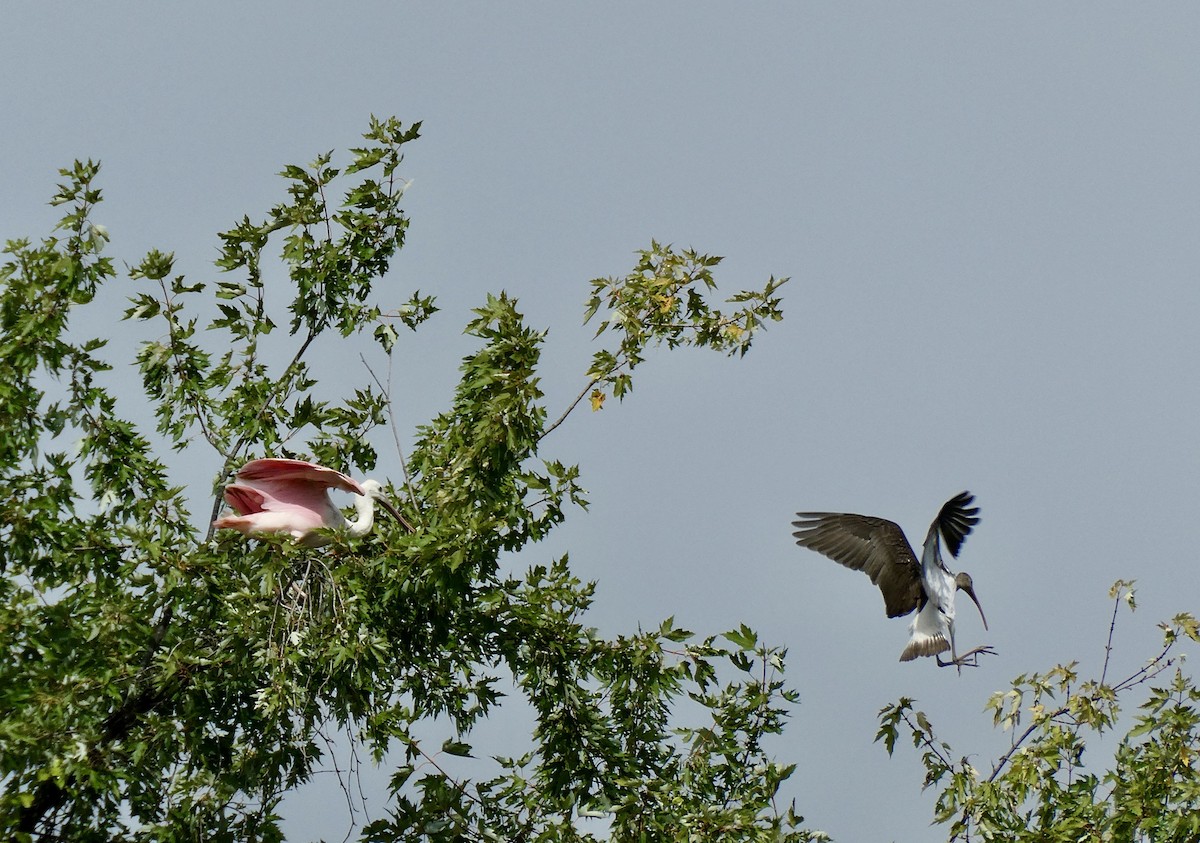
[1099,589,1122,687]
[408,738,483,810]
[900,710,956,771]
[155,275,222,455]
[984,639,1176,788]
[317,176,335,243]
[348,721,372,834]
[316,723,360,843]
[986,705,1068,784]
[359,352,420,522]
[540,375,601,441]
[540,351,630,442]
[206,328,318,543]
[384,354,418,515]
[1113,646,1176,694]
[539,283,766,443]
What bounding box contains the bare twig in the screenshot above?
[541,375,602,442]
[407,738,482,809]
[359,353,420,522]
[317,177,335,243]
[541,350,632,442]
[155,275,223,455]
[1099,588,1123,687]
[316,722,361,843]
[206,328,318,542]
[986,705,1068,784]
[900,710,956,771]
[1113,646,1176,694]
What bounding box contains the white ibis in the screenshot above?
[791,491,993,671]
[213,458,413,545]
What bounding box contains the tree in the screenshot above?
[0,116,812,841]
[877,581,1200,841]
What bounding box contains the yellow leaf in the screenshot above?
[589,389,606,412]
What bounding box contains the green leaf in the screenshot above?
[723,624,758,650]
[441,739,473,758]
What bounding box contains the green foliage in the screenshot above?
[577,244,785,413]
[0,117,810,841]
[877,582,1200,842]
[125,115,421,475]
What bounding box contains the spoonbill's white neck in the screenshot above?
[345,480,384,537]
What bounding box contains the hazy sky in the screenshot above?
[4,5,1200,841]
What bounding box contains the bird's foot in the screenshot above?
[937,646,997,671]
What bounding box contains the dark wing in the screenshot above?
[935,491,979,558]
[791,512,923,618]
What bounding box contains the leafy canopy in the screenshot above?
[878,582,1200,842]
[0,116,811,842]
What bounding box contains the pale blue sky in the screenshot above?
[4,5,1200,840]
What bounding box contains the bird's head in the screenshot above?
[357,479,415,533]
[955,572,988,630]
[359,479,385,499]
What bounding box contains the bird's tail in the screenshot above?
[900,606,951,661]
[899,631,950,661]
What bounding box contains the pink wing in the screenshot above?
[236,458,364,495]
[215,458,366,539]
[235,459,362,521]
[214,483,330,538]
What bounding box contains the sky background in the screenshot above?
[4,5,1200,841]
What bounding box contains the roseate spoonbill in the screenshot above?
[791,491,993,671]
[213,458,413,545]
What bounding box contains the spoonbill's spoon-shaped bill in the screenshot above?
[791,491,993,671]
[213,458,413,545]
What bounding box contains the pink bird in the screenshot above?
[213,458,413,545]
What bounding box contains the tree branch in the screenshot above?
[540,375,603,442]
[205,327,318,542]
[360,353,421,523]
[540,350,630,442]
[1099,588,1122,687]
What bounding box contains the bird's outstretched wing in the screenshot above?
[236,458,364,495]
[227,458,363,526]
[934,491,979,558]
[791,512,923,618]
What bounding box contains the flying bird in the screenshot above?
[791,491,993,671]
[213,458,413,545]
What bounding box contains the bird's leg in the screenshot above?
[950,624,961,676]
[936,646,998,670]
[957,645,997,665]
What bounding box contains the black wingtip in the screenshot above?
[938,491,980,557]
